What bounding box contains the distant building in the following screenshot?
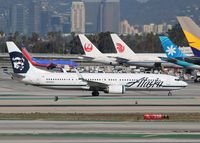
[101,0,120,33]
[50,15,62,32]
[0,9,9,34]
[71,1,85,33]
[120,20,139,35]
[40,9,50,36]
[11,4,26,34]
[84,0,120,33]
[28,1,41,35]
[143,23,172,34]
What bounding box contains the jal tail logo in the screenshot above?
[84,43,93,52]
[116,43,125,53]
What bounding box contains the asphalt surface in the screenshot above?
[0,120,200,143]
[1,66,200,142]
[0,70,200,113]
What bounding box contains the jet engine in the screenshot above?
[104,85,126,94]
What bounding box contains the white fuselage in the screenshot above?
[21,72,187,92]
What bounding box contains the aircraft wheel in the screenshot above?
[168,91,172,96]
[54,96,59,101]
[92,91,99,96]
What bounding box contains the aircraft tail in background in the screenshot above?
[159,36,186,58]
[110,33,136,58]
[177,16,200,57]
[78,34,103,58]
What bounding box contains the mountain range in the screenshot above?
[121,0,200,25]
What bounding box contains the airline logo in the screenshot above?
[9,52,29,73]
[166,45,176,56]
[126,77,163,88]
[84,43,93,52]
[116,43,125,53]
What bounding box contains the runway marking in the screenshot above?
[0,133,199,139]
[0,97,195,100]
[0,104,199,107]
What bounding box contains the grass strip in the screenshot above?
[0,133,199,139]
[0,113,200,122]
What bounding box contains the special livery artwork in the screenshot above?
[126,77,164,88]
[9,52,30,73]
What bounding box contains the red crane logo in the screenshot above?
[116,43,125,53]
[84,43,93,52]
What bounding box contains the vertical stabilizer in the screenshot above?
[110,34,136,58]
[6,42,46,74]
[177,16,200,57]
[78,34,103,57]
[159,36,186,58]
[21,47,33,64]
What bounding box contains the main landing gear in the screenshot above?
[168,91,172,96]
[92,91,99,96]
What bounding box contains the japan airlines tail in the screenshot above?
[78,34,118,65]
[159,36,200,69]
[6,41,187,96]
[177,16,200,57]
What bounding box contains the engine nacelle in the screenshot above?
[104,85,126,94]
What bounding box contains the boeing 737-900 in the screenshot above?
[6,41,187,96]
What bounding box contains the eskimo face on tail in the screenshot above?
[9,52,30,73]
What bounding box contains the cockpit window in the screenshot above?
[175,78,180,81]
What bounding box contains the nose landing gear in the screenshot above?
[92,91,99,96]
[168,91,172,96]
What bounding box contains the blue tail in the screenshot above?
[159,36,186,58]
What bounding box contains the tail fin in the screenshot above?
[159,36,186,58]
[6,41,45,74]
[110,34,136,58]
[78,34,103,57]
[21,47,34,64]
[177,16,200,57]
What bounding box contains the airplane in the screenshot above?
[78,34,118,65]
[159,36,200,69]
[6,41,187,96]
[21,47,78,69]
[110,33,180,68]
[177,16,200,57]
[177,16,200,64]
[79,34,178,69]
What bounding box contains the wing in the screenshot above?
[115,56,129,64]
[159,57,178,63]
[75,69,108,91]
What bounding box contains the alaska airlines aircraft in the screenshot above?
[6,41,187,96]
[78,34,118,65]
[21,47,78,69]
[110,34,178,68]
[159,36,200,69]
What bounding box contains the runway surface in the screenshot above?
[0,72,200,113]
[1,62,200,142]
[0,120,200,143]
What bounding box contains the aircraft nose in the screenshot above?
[181,81,188,87]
